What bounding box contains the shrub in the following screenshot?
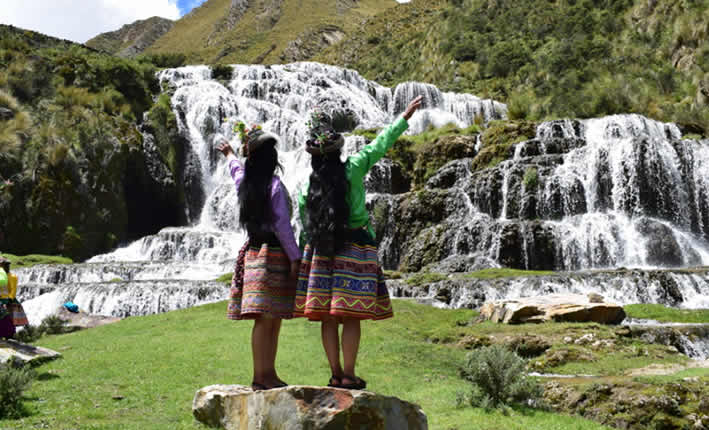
[458,344,543,410]
[522,167,538,190]
[13,324,43,343]
[211,64,233,81]
[0,360,36,419]
[39,315,69,335]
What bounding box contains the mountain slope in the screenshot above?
[86,16,174,58]
[0,25,186,259]
[146,0,397,64]
[318,0,709,136]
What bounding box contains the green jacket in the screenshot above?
[299,117,409,243]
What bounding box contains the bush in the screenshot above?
[13,325,43,343]
[211,64,233,81]
[39,315,69,335]
[458,344,542,410]
[522,167,538,190]
[0,360,36,419]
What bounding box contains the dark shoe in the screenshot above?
[271,380,288,388]
[340,375,366,390]
[327,375,342,388]
[251,382,268,391]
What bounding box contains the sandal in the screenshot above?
[340,375,366,390]
[327,375,342,388]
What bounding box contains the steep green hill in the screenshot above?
[146,0,397,64]
[318,0,709,136]
[86,16,174,58]
[0,25,186,260]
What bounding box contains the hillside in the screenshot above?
[146,0,397,64]
[0,25,187,260]
[318,0,709,136]
[85,16,174,58]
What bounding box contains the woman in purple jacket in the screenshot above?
[217,125,300,391]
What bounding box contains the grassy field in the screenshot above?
[624,304,709,323]
[1,300,613,430]
[0,253,72,269]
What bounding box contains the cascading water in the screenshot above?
[18,61,507,323]
[378,114,709,274]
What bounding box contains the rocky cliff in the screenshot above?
[86,17,175,58]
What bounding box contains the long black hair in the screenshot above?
[305,152,349,256]
[238,140,281,238]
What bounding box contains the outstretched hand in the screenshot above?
[403,95,424,121]
[216,141,235,157]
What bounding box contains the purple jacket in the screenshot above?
[229,157,300,262]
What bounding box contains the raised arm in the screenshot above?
[348,96,423,179]
[217,141,244,188]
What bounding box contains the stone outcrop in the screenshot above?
[193,385,428,430]
[0,339,61,366]
[478,294,626,324]
[86,17,174,58]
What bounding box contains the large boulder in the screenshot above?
[193,385,428,430]
[479,294,626,324]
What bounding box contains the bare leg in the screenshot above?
[251,318,272,387]
[321,317,343,380]
[266,319,285,385]
[341,318,361,385]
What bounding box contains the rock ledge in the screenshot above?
[193,384,428,430]
[479,293,626,324]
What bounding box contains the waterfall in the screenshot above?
[18,61,506,323]
[380,114,709,275]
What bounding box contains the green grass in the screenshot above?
[0,253,72,269]
[215,272,233,285]
[0,300,611,430]
[406,272,449,286]
[457,268,556,280]
[634,367,709,385]
[624,304,709,323]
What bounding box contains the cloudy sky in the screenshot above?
[0,0,410,44]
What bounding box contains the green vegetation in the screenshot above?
[1,300,614,429]
[405,271,448,286]
[0,361,35,419]
[459,345,542,409]
[148,0,397,65]
[355,122,482,189]
[210,64,232,81]
[0,253,72,269]
[215,272,233,285]
[0,25,184,259]
[523,167,539,190]
[321,0,709,136]
[635,367,709,385]
[458,268,556,280]
[624,304,709,323]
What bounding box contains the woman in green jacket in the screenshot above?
[294,96,423,389]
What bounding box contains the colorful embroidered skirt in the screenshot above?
[0,299,27,327]
[227,239,294,320]
[294,231,393,321]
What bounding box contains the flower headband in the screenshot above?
[227,120,265,158]
[305,109,344,155]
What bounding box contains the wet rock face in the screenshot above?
[388,268,709,311]
[192,385,429,430]
[375,114,709,272]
